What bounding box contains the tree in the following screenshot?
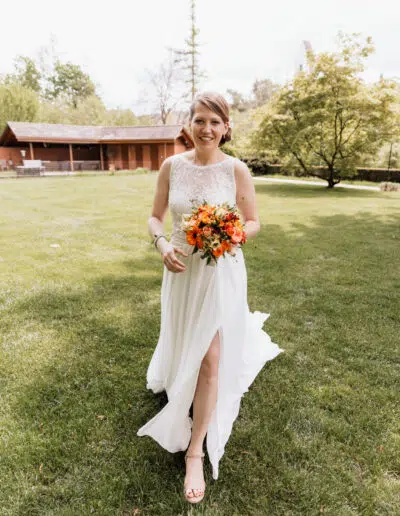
[105,108,137,126]
[251,79,279,107]
[147,51,186,124]
[252,33,399,187]
[45,61,96,108]
[4,56,42,93]
[0,83,39,131]
[171,0,205,101]
[226,89,250,112]
[66,95,106,125]
[37,97,67,124]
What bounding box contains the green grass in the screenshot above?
[0,174,399,515]
[256,173,385,188]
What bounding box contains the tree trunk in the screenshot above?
[327,165,335,188]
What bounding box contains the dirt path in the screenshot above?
[254,176,380,191]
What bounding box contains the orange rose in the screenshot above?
[221,240,230,251]
[231,228,242,244]
[225,223,235,237]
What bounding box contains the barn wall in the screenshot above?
[142,145,151,169]
[0,147,25,166]
[1,138,187,171]
[0,145,100,164]
[150,145,158,170]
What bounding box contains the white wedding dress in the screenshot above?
[137,153,283,480]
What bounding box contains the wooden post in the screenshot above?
[100,144,104,171]
[129,145,136,170]
[29,142,35,160]
[69,144,74,172]
[143,145,151,170]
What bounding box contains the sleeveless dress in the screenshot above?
[137,153,283,480]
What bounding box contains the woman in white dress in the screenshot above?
[137,91,283,504]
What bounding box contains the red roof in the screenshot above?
[0,121,186,145]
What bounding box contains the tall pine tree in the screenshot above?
[172,0,205,101]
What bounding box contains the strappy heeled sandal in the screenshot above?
[183,451,206,503]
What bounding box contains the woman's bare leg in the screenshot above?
[184,330,220,499]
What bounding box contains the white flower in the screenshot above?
[215,207,227,218]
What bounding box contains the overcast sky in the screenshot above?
[1,0,399,114]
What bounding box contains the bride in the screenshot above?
[137,91,283,504]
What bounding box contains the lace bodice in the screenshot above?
[168,153,237,239]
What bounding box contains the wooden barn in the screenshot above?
[0,122,194,172]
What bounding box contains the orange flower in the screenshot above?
[225,223,235,237]
[196,236,204,249]
[200,212,211,224]
[231,228,242,244]
[186,231,197,245]
[221,240,230,251]
[199,204,211,212]
[212,246,224,258]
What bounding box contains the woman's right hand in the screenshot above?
[158,240,188,273]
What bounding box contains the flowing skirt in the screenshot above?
[137,233,283,479]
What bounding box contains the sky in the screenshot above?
[1,0,399,114]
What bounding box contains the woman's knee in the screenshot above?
[200,332,220,379]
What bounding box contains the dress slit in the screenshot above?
[137,290,224,455]
[189,324,222,424]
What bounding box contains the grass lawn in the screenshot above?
[255,174,387,188]
[0,174,399,515]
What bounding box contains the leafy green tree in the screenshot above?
[105,108,138,126]
[226,89,250,112]
[66,95,106,125]
[136,114,157,126]
[4,56,42,93]
[251,79,280,107]
[37,97,67,124]
[0,83,39,131]
[253,33,399,187]
[45,61,96,108]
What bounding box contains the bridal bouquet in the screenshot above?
[181,201,247,265]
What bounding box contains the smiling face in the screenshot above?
[189,103,229,150]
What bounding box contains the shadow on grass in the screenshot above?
[255,182,382,198]
[2,210,400,515]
